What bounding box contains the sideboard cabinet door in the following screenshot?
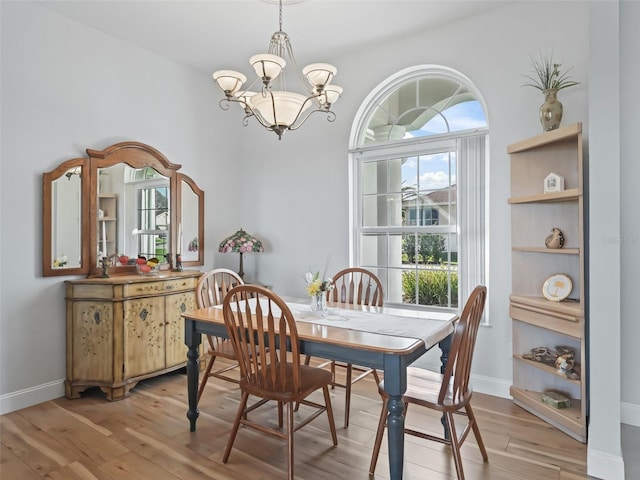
[123,296,166,378]
[165,290,198,367]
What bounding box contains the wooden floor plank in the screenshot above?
[1,361,596,480]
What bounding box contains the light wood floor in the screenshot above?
[1,359,594,480]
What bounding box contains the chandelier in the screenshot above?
[212,0,342,140]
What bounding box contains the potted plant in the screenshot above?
[523,52,580,131]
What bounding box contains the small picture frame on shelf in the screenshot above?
[544,172,565,193]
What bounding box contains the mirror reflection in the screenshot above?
[97,165,170,267]
[181,181,199,262]
[51,166,82,269]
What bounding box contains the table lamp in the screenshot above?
[218,228,264,280]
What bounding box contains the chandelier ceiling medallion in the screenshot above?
[212,0,342,140]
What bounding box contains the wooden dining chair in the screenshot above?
[221,285,338,480]
[195,268,244,401]
[304,267,384,428]
[368,285,488,480]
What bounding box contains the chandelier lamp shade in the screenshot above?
[212,0,342,140]
[218,229,264,280]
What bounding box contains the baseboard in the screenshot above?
[471,372,512,399]
[622,401,640,427]
[588,447,626,480]
[0,379,65,415]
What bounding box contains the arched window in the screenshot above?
[349,66,488,312]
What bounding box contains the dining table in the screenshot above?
[182,297,458,480]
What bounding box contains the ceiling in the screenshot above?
[36,0,505,74]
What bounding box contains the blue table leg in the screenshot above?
[439,333,453,439]
[383,354,407,480]
[185,318,201,432]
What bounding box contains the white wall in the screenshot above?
[620,0,640,429]
[1,1,635,479]
[587,2,624,477]
[0,1,239,409]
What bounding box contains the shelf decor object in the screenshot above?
[544,172,565,193]
[545,227,565,249]
[522,52,580,131]
[507,122,587,442]
[542,273,573,302]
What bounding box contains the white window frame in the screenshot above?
[348,65,489,320]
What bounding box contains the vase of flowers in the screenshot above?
[305,271,333,312]
[523,52,580,131]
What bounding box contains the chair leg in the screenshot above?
[294,356,313,413]
[368,397,388,476]
[197,355,216,402]
[331,361,336,389]
[445,412,465,480]
[278,401,284,428]
[322,385,338,446]
[223,391,249,463]
[344,364,353,428]
[287,402,295,480]
[466,404,488,461]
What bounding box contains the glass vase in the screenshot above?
[310,293,327,312]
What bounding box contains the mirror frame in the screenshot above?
[42,141,205,277]
[42,157,90,276]
[177,173,205,267]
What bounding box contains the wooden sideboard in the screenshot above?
[65,271,201,401]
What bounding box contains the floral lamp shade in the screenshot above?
[219,229,264,279]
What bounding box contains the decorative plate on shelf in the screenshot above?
[542,273,572,302]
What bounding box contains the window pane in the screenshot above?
[136,184,169,261]
[417,233,447,264]
[360,234,388,267]
[362,160,387,195]
[410,113,448,137]
[137,232,168,259]
[362,195,386,227]
[444,100,487,131]
[387,193,402,227]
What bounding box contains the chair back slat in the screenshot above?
[329,268,384,307]
[197,269,244,350]
[439,285,487,405]
[223,285,301,393]
[196,268,243,308]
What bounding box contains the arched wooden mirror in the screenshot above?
[42,141,205,277]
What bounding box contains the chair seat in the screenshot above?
[395,367,474,411]
[206,338,237,359]
[243,363,334,402]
